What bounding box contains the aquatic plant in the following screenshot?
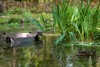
[77,0,100,42]
[52,0,78,44]
[31,13,53,32]
[4,7,25,15]
[23,0,100,45]
[53,0,100,44]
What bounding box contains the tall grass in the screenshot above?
[30,0,100,45]
[52,0,78,44]
[77,0,100,42]
[31,13,53,32]
[53,0,100,44]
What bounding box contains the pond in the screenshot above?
[0,41,100,67]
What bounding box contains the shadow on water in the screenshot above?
[0,40,100,67]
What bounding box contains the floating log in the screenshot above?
[5,31,42,47]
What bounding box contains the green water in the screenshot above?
[0,43,100,67]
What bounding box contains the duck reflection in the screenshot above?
[76,47,98,67]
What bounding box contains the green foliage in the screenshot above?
[8,17,20,23]
[52,0,100,44]
[40,14,53,32]
[14,0,38,1]
[31,18,45,31]
[55,30,66,45]
[77,0,100,42]
[30,13,53,32]
[27,0,99,45]
[0,17,9,24]
[0,0,99,45]
[94,32,100,41]
[5,7,24,15]
[21,11,33,18]
[52,0,78,44]
[69,32,77,44]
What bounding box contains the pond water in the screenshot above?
[0,42,100,67]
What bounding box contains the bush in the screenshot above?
[0,4,4,14]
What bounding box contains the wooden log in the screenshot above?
[4,31,42,47]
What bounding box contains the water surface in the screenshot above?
[0,42,100,67]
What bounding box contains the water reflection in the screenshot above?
[66,56,73,67]
[0,43,100,67]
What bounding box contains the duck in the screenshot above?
[76,50,96,56]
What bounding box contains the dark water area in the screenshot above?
[0,42,100,67]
